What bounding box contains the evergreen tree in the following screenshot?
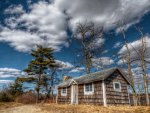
[24,45,56,103]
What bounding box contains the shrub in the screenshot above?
[16,91,36,104]
[0,91,13,102]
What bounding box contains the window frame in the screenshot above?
[113,82,121,92]
[61,88,67,96]
[84,83,94,95]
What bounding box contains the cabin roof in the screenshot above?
[58,67,130,88]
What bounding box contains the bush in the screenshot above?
[0,91,13,102]
[0,81,23,102]
[16,91,36,104]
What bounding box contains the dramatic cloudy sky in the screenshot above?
[0,0,150,89]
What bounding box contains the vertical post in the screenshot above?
[56,94,58,104]
[102,80,107,106]
[76,85,78,105]
[56,87,58,104]
[71,85,73,104]
[127,85,131,105]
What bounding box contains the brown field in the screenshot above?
[0,102,22,109]
[0,103,150,113]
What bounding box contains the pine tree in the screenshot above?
[24,45,56,103]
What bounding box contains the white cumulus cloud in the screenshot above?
[4,4,24,14]
[0,68,25,78]
[119,36,150,57]
[0,1,68,52]
[1,0,150,53]
[69,67,85,73]
[92,57,114,69]
[118,36,150,66]
[55,60,74,70]
[113,42,122,48]
[55,0,150,31]
[0,80,14,84]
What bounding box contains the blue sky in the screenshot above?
[0,0,150,89]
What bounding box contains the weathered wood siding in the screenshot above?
[78,81,103,105]
[57,86,71,104]
[105,70,129,105]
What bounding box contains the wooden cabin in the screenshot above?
[57,67,131,106]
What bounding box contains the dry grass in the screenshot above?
[15,92,36,104]
[0,103,150,113]
[0,102,22,109]
[41,104,150,113]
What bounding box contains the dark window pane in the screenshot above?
[85,85,89,91]
[62,88,66,93]
[85,83,93,92]
[114,83,120,90]
[89,84,92,91]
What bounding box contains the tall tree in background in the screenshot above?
[128,27,150,106]
[24,45,56,103]
[41,67,59,99]
[136,28,149,105]
[118,26,137,106]
[139,37,150,106]
[118,24,150,105]
[74,22,103,74]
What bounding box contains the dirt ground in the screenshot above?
[0,103,150,113]
[0,105,45,113]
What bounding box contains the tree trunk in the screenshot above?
[36,71,42,104]
[142,60,149,105]
[143,76,149,105]
[36,90,39,104]
[128,64,137,106]
[141,37,150,106]
[121,29,137,106]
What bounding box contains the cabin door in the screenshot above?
[71,84,78,104]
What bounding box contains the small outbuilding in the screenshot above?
[57,67,131,106]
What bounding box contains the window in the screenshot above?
[84,83,94,95]
[61,88,67,96]
[113,82,121,92]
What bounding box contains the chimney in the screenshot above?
[63,76,71,81]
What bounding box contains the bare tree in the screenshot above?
[138,30,149,106]
[118,23,150,105]
[118,26,138,106]
[42,67,58,99]
[74,22,103,74]
[129,27,150,106]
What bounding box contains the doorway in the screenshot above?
[71,84,78,104]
